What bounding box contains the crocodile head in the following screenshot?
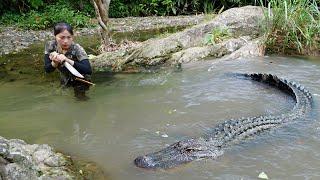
[134,138,224,169]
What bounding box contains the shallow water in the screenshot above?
[0,56,320,180]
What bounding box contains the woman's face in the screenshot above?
[55,29,73,50]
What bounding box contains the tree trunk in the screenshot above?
[92,0,111,52]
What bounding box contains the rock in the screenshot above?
[32,144,54,164]
[139,37,183,59]
[0,141,9,157]
[220,37,265,60]
[43,153,66,167]
[171,36,252,63]
[0,156,9,179]
[91,6,267,73]
[171,46,212,63]
[38,167,74,180]
[0,136,106,180]
[4,163,38,180]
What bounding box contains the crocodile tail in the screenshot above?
[216,73,313,145]
[243,73,312,112]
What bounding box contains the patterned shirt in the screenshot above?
[44,40,88,61]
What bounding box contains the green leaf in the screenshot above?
[28,0,44,9]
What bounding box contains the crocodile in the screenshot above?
[134,73,313,169]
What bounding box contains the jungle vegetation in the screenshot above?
[0,0,319,55]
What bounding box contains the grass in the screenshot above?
[203,26,232,45]
[262,0,320,55]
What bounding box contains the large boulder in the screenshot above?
[0,136,106,180]
[91,6,267,73]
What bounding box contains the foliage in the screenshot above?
[28,0,44,9]
[203,27,232,45]
[0,13,22,25]
[109,0,259,17]
[262,0,320,55]
[1,0,261,30]
[0,2,93,30]
[0,0,260,21]
[0,0,94,15]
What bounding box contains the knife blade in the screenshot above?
[63,61,84,78]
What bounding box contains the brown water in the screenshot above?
[1,47,320,179]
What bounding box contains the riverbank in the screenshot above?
[0,15,206,56]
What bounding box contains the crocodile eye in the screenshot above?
[185,148,194,153]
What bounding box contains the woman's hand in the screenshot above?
[49,52,60,67]
[49,52,60,62]
[49,52,74,66]
[49,52,67,64]
[56,54,67,63]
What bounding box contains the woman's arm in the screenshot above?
[73,59,92,75]
[68,43,92,75]
[44,41,60,73]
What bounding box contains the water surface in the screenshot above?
[0,56,319,180]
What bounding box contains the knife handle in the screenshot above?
[75,78,96,86]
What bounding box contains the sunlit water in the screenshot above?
[0,56,319,179]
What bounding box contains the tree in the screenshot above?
[91,0,112,52]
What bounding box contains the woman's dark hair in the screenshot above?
[53,22,73,36]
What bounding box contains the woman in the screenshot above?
[44,22,92,100]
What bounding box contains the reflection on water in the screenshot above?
[0,56,320,180]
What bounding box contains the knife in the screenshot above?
[63,61,84,78]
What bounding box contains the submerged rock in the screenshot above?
[0,136,107,180]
